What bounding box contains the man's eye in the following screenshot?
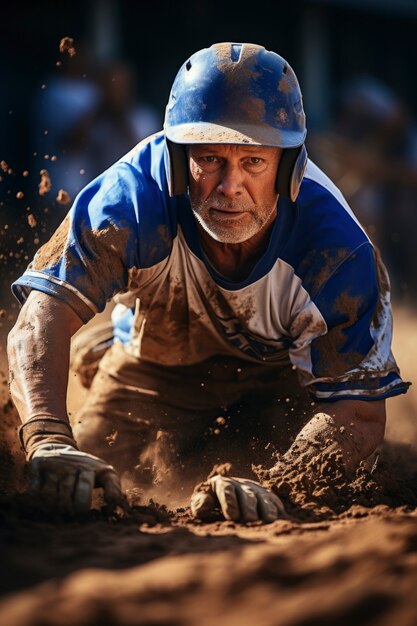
[249,157,262,164]
[203,156,217,163]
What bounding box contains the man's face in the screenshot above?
[188,144,282,244]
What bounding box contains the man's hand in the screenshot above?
[191,475,287,523]
[269,403,386,477]
[29,443,123,515]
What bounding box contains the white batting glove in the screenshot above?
[29,443,123,515]
[191,475,287,523]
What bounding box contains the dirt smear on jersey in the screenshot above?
[1,306,417,626]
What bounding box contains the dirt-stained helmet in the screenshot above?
[164,42,307,201]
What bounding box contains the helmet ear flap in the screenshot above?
[276,145,308,202]
[165,139,188,197]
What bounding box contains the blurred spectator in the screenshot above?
[68,60,160,176]
[309,77,417,301]
[34,57,161,201]
[33,49,100,199]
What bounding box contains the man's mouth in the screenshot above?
[209,207,247,221]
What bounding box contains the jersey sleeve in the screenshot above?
[12,162,143,322]
[290,242,409,401]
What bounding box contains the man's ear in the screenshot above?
[165,139,189,196]
[276,145,308,202]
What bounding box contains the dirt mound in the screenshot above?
[256,442,417,522]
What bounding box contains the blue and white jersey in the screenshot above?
[13,132,408,401]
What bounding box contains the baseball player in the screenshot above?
[8,43,408,523]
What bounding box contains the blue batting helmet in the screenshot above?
[164,42,308,201]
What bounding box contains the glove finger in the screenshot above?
[28,459,68,511]
[211,477,240,521]
[236,478,288,521]
[39,467,60,503]
[37,472,61,508]
[57,471,78,514]
[27,459,42,493]
[190,489,218,519]
[97,470,123,507]
[237,482,260,523]
[256,491,281,523]
[73,469,95,515]
[270,491,288,518]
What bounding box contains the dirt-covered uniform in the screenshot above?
[12,132,408,478]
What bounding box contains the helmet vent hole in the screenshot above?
[231,43,242,62]
[186,60,192,71]
[283,65,288,74]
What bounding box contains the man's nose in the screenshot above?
[216,163,244,197]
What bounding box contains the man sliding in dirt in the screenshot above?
[7,43,408,523]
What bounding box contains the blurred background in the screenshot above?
[0,0,416,351]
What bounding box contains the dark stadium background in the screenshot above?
[1,0,416,328]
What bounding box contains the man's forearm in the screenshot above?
[7,291,84,448]
[7,292,123,511]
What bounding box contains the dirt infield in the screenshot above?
[0,306,416,626]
